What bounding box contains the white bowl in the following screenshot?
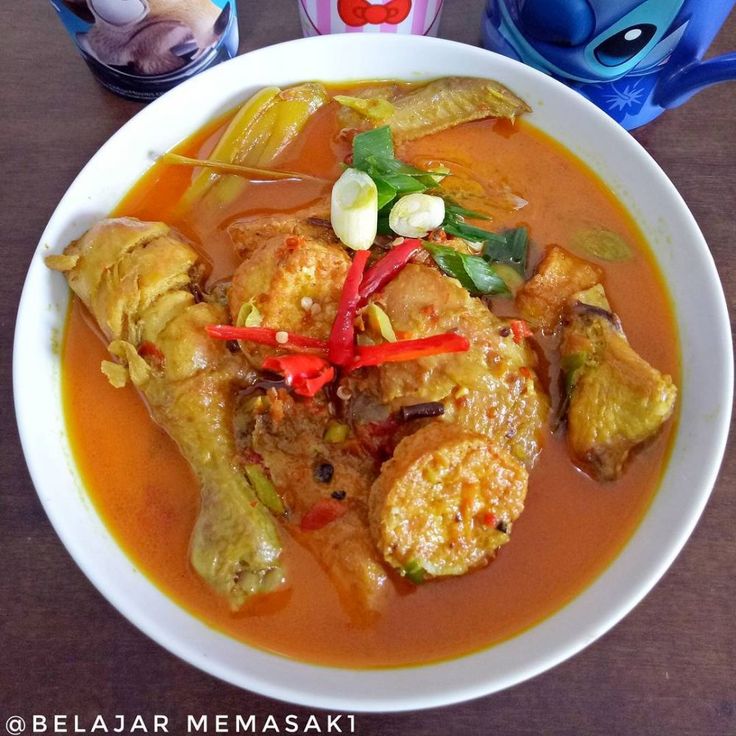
[14,34,733,711]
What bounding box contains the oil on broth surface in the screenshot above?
[62,93,678,667]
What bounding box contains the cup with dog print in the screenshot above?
[50,0,239,101]
[298,0,445,37]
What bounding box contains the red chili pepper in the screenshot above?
[349,332,470,370]
[138,341,165,367]
[355,415,401,459]
[300,498,348,531]
[357,239,421,305]
[262,354,335,398]
[328,249,370,366]
[206,325,328,353]
[509,319,534,344]
[481,511,496,527]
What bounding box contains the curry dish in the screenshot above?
[49,77,679,667]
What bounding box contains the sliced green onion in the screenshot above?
[424,242,510,297]
[244,464,285,515]
[331,167,378,251]
[324,420,350,443]
[236,299,262,328]
[493,263,525,294]
[353,126,394,166]
[482,226,529,275]
[389,193,445,238]
[428,164,451,184]
[403,559,426,584]
[350,127,442,219]
[330,169,378,250]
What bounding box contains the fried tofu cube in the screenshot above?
[517,245,603,331]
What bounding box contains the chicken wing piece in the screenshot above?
[561,285,677,481]
[337,77,530,144]
[46,218,284,608]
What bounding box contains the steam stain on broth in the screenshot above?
[61,87,679,668]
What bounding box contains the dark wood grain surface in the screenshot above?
[2,2,734,734]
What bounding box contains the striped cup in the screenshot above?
[298,0,444,36]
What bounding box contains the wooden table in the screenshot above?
[2,2,734,734]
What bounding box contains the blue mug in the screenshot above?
[482,0,736,129]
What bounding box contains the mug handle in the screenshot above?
[655,52,736,108]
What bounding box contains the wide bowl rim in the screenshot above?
[13,33,733,712]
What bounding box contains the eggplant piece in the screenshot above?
[46,217,284,608]
[561,285,677,481]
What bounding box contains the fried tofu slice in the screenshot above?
[228,234,350,369]
[376,264,548,467]
[369,422,527,580]
[228,203,336,260]
[561,285,677,481]
[517,245,603,332]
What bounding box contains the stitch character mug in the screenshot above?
[482,0,736,129]
[298,0,444,37]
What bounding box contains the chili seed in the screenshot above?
[336,385,352,401]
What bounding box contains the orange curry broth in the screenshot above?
[62,89,679,668]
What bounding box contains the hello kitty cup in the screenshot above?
[298,0,445,37]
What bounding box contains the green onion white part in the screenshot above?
[331,167,378,251]
[389,193,445,238]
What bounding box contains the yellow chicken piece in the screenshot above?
[46,217,284,608]
[561,285,677,480]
